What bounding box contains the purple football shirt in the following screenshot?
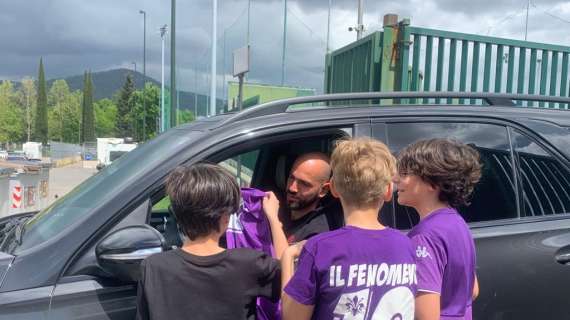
[284,226,417,320]
[407,207,476,320]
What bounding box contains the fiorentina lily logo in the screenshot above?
[416,246,431,259]
[345,296,366,316]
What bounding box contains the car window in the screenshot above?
[511,130,570,216]
[11,129,198,254]
[218,150,260,187]
[384,122,517,229]
[150,149,260,212]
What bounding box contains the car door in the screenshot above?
[45,119,371,320]
[371,118,570,319]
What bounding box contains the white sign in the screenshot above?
[233,46,250,76]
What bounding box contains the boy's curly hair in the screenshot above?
[397,139,482,208]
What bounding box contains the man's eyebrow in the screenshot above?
[290,174,313,186]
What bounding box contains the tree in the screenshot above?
[48,79,80,143]
[131,83,160,141]
[95,98,117,137]
[0,81,24,143]
[19,77,36,142]
[35,58,48,144]
[116,74,135,138]
[81,71,96,142]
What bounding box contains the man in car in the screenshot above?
[278,152,344,244]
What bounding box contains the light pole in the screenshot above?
[170,0,177,128]
[160,25,168,133]
[281,0,287,86]
[139,10,147,141]
[210,0,218,117]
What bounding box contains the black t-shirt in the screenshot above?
[136,248,280,320]
[280,198,344,244]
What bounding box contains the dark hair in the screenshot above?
[397,139,482,208]
[165,163,240,240]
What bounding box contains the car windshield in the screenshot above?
[11,129,196,254]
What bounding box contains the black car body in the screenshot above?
[0,92,569,319]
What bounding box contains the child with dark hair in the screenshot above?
[394,139,482,320]
[136,163,283,320]
[281,138,417,320]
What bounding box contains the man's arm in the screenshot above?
[415,292,440,320]
[263,191,289,259]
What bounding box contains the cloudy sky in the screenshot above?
[1,0,569,98]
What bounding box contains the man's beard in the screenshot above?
[287,191,320,211]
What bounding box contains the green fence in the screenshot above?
[325,15,570,109]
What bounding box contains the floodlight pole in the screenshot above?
[281,0,287,86]
[170,0,177,128]
[210,0,218,116]
[357,0,363,40]
[139,10,147,140]
[327,0,332,53]
[160,25,168,132]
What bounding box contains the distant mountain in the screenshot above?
[50,68,221,116]
[5,68,221,116]
[48,68,160,101]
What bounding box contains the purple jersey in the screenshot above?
[226,188,279,320]
[284,226,417,320]
[408,207,476,320]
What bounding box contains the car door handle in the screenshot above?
[555,245,570,265]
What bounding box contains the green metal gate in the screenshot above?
[325,15,570,109]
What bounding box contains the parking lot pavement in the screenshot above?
[48,161,97,205]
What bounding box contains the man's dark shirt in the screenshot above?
[280,197,344,244]
[136,248,280,320]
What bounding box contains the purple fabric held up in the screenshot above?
[226,188,280,320]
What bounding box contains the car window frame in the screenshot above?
[60,119,370,282]
[371,115,570,230]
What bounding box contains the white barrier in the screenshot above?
[0,168,14,219]
[0,161,51,217]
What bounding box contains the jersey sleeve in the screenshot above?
[255,252,282,302]
[283,247,318,305]
[410,233,447,295]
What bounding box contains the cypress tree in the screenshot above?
[35,58,48,144]
[116,74,135,138]
[81,71,96,142]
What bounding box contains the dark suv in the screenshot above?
[1,92,569,320]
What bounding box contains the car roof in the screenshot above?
[176,103,570,134]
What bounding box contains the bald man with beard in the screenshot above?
[278,152,344,244]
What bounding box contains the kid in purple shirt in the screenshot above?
[281,138,417,320]
[394,139,481,320]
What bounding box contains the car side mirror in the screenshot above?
[96,225,166,283]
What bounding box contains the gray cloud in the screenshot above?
[1,0,569,101]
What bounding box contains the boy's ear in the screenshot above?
[383,182,393,202]
[329,180,340,199]
[219,213,230,232]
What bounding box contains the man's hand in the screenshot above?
[263,191,280,221]
[263,191,288,259]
